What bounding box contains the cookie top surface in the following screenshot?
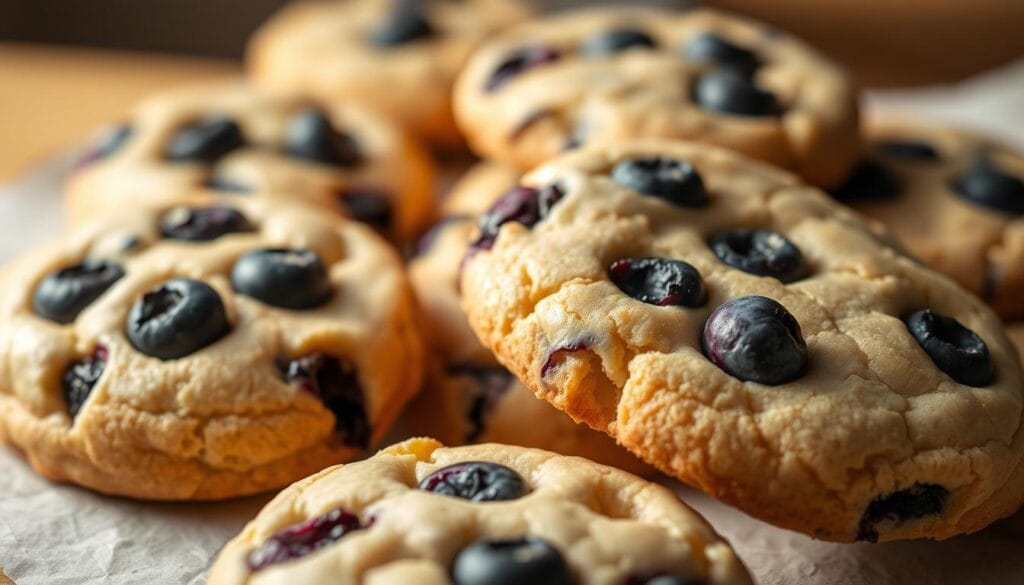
[248,0,532,146]
[0,197,423,499]
[454,7,860,187]
[67,81,435,243]
[459,139,1024,542]
[208,438,752,585]
[1009,323,1024,362]
[831,119,1024,319]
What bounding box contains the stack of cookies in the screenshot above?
[1,1,1022,583]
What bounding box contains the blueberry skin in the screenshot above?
[702,295,808,385]
[246,507,363,571]
[693,69,780,117]
[710,229,808,283]
[684,31,759,75]
[417,461,527,502]
[472,185,564,251]
[452,537,572,585]
[282,353,369,448]
[284,108,362,168]
[904,309,993,386]
[231,248,333,310]
[337,187,394,235]
[857,483,948,543]
[580,27,657,56]
[830,161,901,202]
[485,45,561,92]
[628,576,707,585]
[608,257,707,307]
[164,117,245,162]
[876,139,940,162]
[611,157,707,207]
[126,279,231,360]
[62,347,107,419]
[952,155,1024,215]
[370,0,433,46]
[159,206,253,242]
[33,260,125,324]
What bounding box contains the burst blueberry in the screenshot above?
[61,346,108,419]
[710,229,807,283]
[857,483,948,542]
[33,260,125,324]
[611,157,707,207]
[126,279,231,360]
[608,257,707,307]
[471,185,564,251]
[418,461,527,502]
[282,353,369,448]
[246,507,363,571]
[904,309,993,386]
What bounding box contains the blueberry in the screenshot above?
[159,206,253,242]
[628,576,707,585]
[710,229,808,283]
[231,248,333,310]
[608,257,707,307]
[830,161,900,201]
[33,260,125,324]
[370,0,434,46]
[580,27,657,56]
[62,347,108,419]
[164,117,245,162]
[337,188,394,235]
[876,139,940,162]
[693,69,780,117]
[246,507,363,571]
[485,45,560,92]
[284,108,362,168]
[684,31,759,75]
[702,295,808,385]
[282,353,369,447]
[611,157,707,207]
[418,461,527,502]
[126,279,231,360]
[541,340,591,379]
[471,185,564,251]
[952,155,1024,215]
[904,309,993,386]
[452,537,572,585]
[78,123,132,166]
[856,483,948,543]
[447,364,514,442]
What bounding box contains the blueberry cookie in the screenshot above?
[831,120,1024,319]
[0,198,423,499]
[404,169,650,475]
[67,82,435,243]
[248,0,532,148]
[208,438,752,584]
[453,7,860,187]
[460,139,1024,542]
[1009,324,1024,362]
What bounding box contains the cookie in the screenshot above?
[208,437,752,585]
[404,167,650,474]
[1009,323,1024,362]
[831,120,1024,320]
[248,0,532,148]
[66,81,435,243]
[453,7,860,187]
[0,197,423,500]
[459,139,1024,542]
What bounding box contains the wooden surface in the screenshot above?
[0,43,239,180]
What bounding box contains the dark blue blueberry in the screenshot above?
[418,461,527,502]
[952,155,1024,215]
[693,69,779,117]
[876,139,940,162]
[164,117,245,162]
[126,279,231,360]
[62,346,108,419]
[471,185,564,251]
[246,507,363,571]
[684,31,759,75]
[452,537,571,585]
[710,229,808,283]
[337,187,394,235]
[581,27,657,56]
[628,576,707,585]
[611,157,707,207]
[702,295,807,385]
[446,363,514,442]
[159,206,253,242]
[370,0,434,46]
[285,108,362,168]
[485,45,560,92]
[282,353,369,448]
[608,257,707,307]
[33,260,125,324]
[830,161,901,201]
[904,309,992,386]
[857,483,948,543]
[231,248,332,310]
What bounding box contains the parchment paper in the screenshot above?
[2,60,1024,585]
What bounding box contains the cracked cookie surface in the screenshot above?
[0,197,423,500]
[453,7,860,187]
[460,139,1024,542]
[208,438,752,585]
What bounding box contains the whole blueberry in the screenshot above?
[628,576,707,585]
[952,155,1024,215]
[78,123,132,166]
[62,347,108,419]
[710,229,808,283]
[611,157,707,207]
[370,0,434,46]
[282,353,369,447]
[684,31,759,75]
[693,69,780,117]
[285,108,362,168]
[164,116,245,162]
[702,295,808,385]
[337,187,394,235]
[857,483,948,543]
[876,139,940,162]
[830,161,901,201]
[246,507,363,571]
[418,461,527,502]
[159,205,253,242]
[33,260,125,324]
[904,309,993,386]
[580,27,657,56]
[231,248,333,310]
[126,279,231,360]
[485,45,560,92]
[452,537,572,585]
[608,257,707,307]
[471,184,564,251]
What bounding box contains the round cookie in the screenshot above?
[831,120,1024,320]
[454,7,860,187]
[0,197,423,500]
[67,81,435,243]
[248,0,532,148]
[208,437,753,585]
[460,139,1024,542]
[405,165,650,475]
